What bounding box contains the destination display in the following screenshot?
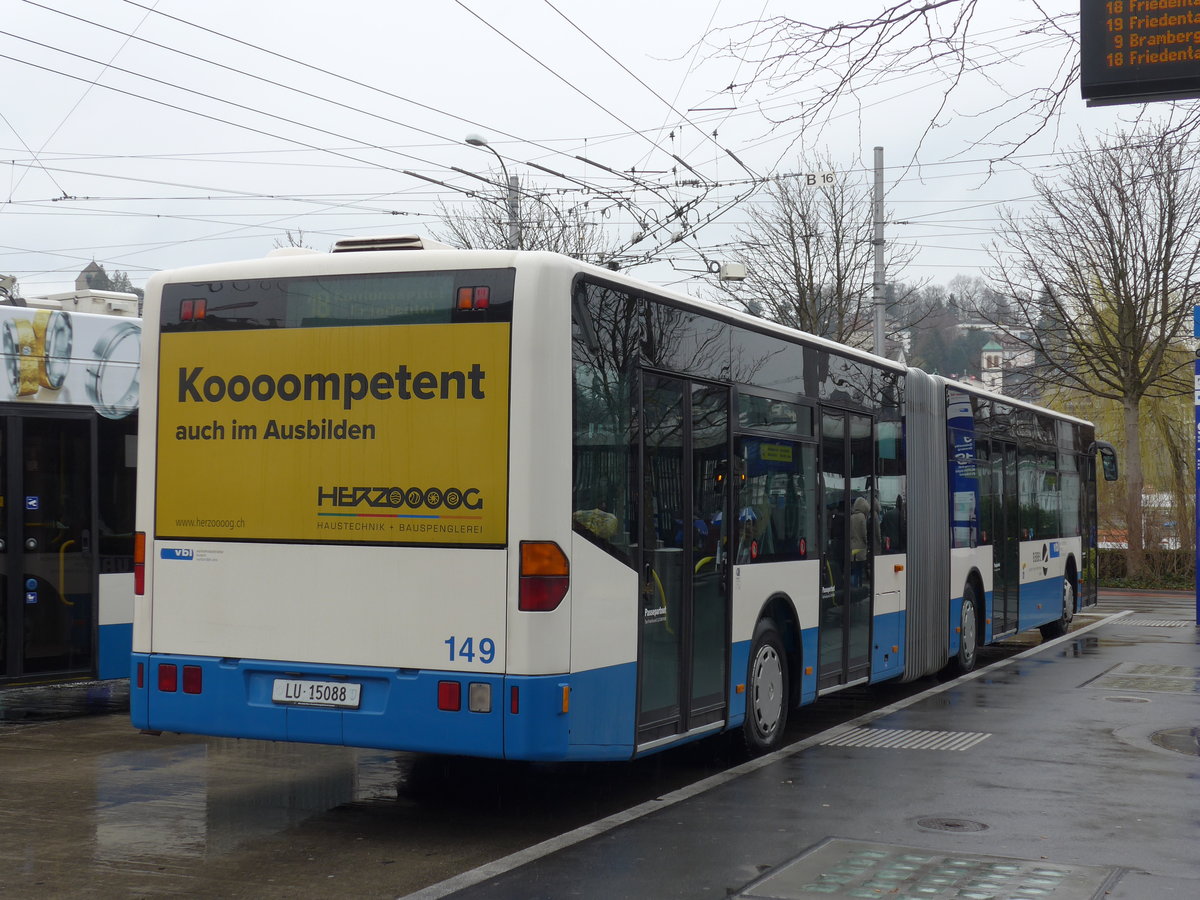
[1081,0,1200,105]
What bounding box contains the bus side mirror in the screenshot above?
[1095,443,1118,482]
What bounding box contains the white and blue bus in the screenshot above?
[131,237,1117,759]
[0,297,140,685]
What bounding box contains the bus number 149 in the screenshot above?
[445,636,496,664]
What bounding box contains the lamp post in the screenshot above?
[465,134,520,250]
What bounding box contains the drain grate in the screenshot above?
[915,816,989,833]
[735,838,1119,899]
[820,727,991,752]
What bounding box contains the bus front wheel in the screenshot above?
[743,618,788,755]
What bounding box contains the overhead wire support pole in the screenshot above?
[873,146,886,357]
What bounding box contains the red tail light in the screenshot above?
[180,298,207,321]
[158,664,178,692]
[438,681,461,711]
[519,541,569,611]
[456,286,490,310]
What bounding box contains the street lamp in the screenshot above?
[465,134,520,250]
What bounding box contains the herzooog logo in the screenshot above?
[317,485,484,511]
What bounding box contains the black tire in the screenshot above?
[943,583,979,676]
[742,618,788,755]
[1040,573,1076,640]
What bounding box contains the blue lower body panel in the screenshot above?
[870,611,905,683]
[98,623,132,680]
[130,653,638,761]
[1020,576,1063,629]
[948,595,964,657]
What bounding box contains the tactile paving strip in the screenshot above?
[736,838,1119,899]
[1085,662,1200,695]
[819,728,991,752]
[1120,618,1192,627]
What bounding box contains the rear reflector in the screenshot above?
[519,541,569,611]
[437,681,461,711]
[158,664,178,692]
[182,666,203,694]
[136,662,144,689]
[134,532,146,596]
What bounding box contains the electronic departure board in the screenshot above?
[1080,0,1200,105]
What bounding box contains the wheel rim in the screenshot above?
[961,598,977,665]
[1063,579,1075,626]
[751,644,784,736]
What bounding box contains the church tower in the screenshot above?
[981,339,1003,393]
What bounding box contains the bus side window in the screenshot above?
[736,436,814,563]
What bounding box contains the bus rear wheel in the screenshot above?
[1040,574,1075,640]
[742,618,788,755]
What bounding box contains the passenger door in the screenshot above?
[818,409,873,689]
[637,374,730,746]
[991,441,1020,635]
[1,413,96,681]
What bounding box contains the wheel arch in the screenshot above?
[754,592,803,708]
[1064,553,1079,611]
[964,566,987,639]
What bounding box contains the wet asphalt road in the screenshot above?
[0,592,1187,898]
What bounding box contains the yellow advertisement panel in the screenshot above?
[155,322,510,545]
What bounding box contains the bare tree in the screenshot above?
[986,124,1200,574]
[432,174,620,266]
[707,3,1114,157]
[274,229,316,250]
[713,157,915,349]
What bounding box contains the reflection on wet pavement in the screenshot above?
[94,742,400,862]
[0,678,129,723]
[0,716,433,899]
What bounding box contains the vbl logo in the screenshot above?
[161,548,194,560]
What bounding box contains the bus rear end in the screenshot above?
[132,243,554,758]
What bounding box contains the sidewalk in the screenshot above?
[410,601,1200,899]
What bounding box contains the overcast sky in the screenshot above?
[0,0,1154,298]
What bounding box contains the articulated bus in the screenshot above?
[131,237,1118,760]
[0,299,140,685]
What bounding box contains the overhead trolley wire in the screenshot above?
[18,0,700,229]
[107,0,642,192]
[539,0,758,181]
[0,37,485,209]
[5,0,159,203]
